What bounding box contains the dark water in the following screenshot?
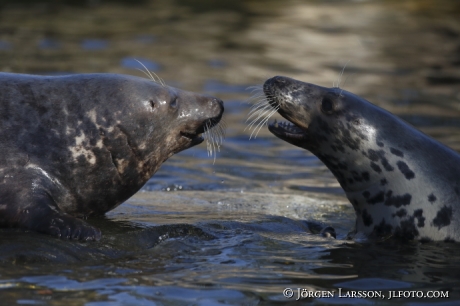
[1,0,460,305]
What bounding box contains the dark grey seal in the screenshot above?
[261,75,460,242]
[0,73,224,241]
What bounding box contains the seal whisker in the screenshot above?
[249,96,270,107]
[134,59,166,87]
[249,105,279,140]
[335,60,351,95]
[337,60,350,88]
[246,85,264,95]
[247,97,273,118]
[248,97,265,109]
[203,118,226,164]
[135,60,157,82]
[211,126,218,164]
[248,96,268,108]
[245,105,273,131]
[248,89,266,98]
[245,84,279,139]
[205,121,211,157]
[248,101,272,118]
[213,122,224,146]
[215,119,226,147]
[208,123,217,161]
[339,72,355,97]
[246,85,266,102]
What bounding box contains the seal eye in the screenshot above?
[149,100,156,109]
[321,97,335,114]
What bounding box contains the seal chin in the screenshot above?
[268,119,308,142]
[180,117,221,146]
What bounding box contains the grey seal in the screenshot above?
[261,75,460,242]
[0,72,224,241]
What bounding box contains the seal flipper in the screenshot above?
[0,168,101,241]
[303,220,336,238]
[27,208,102,241]
[0,190,101,241]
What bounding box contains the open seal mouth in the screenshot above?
[180,130,203,141]
[268,119,308,140]
[180,118,216,140]
[180,116,225,155]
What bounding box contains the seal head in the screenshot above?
[0,73,224,241]
[263,75,460,242]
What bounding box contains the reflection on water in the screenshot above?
[0,0,460,304]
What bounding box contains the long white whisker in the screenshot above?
[247,99,272,117]
[246,106,272,126]
[339,72,355,97]
[249,106,279,140]
[244,83,279,139]
[211,128,217,164]
[135,59,157,82]
[247,101,271,119]
[245,105,273,131]
[136,68,154,81]
[248,91,266,100]
[152,71,166,86]
[202,119,226,164]
[247,85,263,94]
[337,60,351,89]
[135,59,166,86]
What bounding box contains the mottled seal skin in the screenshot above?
[263,75,460,242]
[0,73,223,241]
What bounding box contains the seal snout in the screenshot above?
[203,97,224,127]
[263,76,289,108]
[179,95,224,147]
[263,76,289,91]
[211,97,225,119]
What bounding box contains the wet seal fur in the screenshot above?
[262,75,460,242]
[0,72,224,241]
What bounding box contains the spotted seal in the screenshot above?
[261,75,459,242]
[0,72,224,241]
